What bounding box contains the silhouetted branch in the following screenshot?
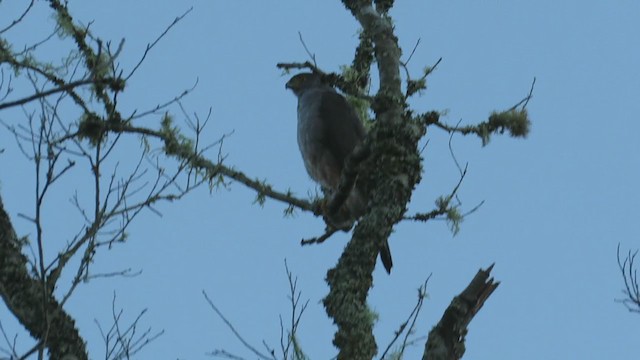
[0,321,20,359]
[276,61,318,73]
[404,164,476,235]
[277,62,373,102]
[296,32,317,68]
[0,4,217,358]
[126,7,194,81]
[279,261,309,360]
[616,244,640,313]
[423,264,499,360]
[204,290,276,360]
[95,293,163,360]
[403,55,442,98]
[0,78,115,110]
[0,0,35,34]
[128,80,198,120]
[380,276,431,360]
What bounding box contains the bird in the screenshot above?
[285,72,393,273]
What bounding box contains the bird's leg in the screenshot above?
[321,191,356,231]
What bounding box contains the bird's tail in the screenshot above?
[347,188,393,274]
[380,240,393,274]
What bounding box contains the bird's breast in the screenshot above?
[296,94,338,189]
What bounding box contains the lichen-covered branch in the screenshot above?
[0,78,110,111]
[43,1,320,218]
[417,77,535,146]
[1,3,319,358]
[322,2,423,359]
[1,1,317,216]
[422,264,499,360]
[0,196,88,360]
[74,118,317,215]
[420,108,531,146]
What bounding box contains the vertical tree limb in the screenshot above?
[323,2,424,359]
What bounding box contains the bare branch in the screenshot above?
[94,293,163,360]
[402,38,421,67]
[278,260,309,360]
[0,0,35,34]
[380,276,431,360]
[203,290,274,360]
[616,244,640,313]
[207,349,248,360]
[126,7,193,80]
[0,78,110,110]
[297,32,317,67]
[404,164,473,235]
[0,321,20,359]
[508,77,536,111]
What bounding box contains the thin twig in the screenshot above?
[403,38,421,66]
[616,244,640,313]
[509,77,536,111]
[0,78,102,110]
[380,276,431,359]
[203,291,273,360]
[448,119,464,176]
[297,32,317,67]
[0,0,35,34]
[126,7,193,80]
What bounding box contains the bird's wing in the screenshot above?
[317,90,366,165]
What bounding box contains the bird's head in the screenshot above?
[285,72,323,97]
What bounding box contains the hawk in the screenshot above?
[285,72,393,273]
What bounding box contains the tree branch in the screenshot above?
[616,244,640,313]
[203,291,275,360]
[0,78,115,111]
[78,120,318,214]
[0,196,88,360]
[422,264,499,360]
[322,2,417,359]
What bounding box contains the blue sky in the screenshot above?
[1,1,639,359]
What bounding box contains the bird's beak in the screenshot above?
[285,78,297,90]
